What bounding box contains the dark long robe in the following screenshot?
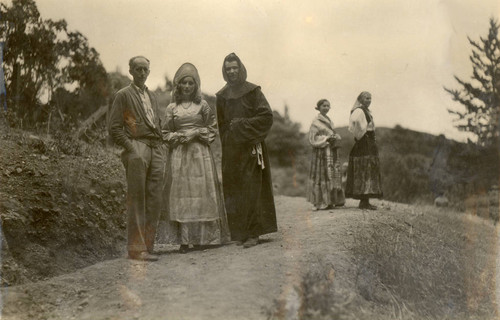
[216,82,277,242]
[345,107,383,199]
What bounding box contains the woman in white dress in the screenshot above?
[159,63,230,253]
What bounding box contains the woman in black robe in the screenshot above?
[215,53,277,248]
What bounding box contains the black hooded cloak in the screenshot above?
[215,53,277,241]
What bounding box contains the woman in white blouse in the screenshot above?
[345,91,383,209]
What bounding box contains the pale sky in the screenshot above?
[34,0,499,140]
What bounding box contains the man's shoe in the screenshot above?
[129,252,159,261]
[179,244,189,254]
[243,237,259,248]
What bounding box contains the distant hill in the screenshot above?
[268,119,498,211]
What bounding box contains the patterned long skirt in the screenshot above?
[157,141,230,245]
[345,131,383,199]
[307,146,345,209]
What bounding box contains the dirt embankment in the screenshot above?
[0,129,128,285]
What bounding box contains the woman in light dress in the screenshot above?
[306,99,345,210]
[159,63,230,253]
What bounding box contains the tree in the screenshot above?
[57,30,109,120]
[445,18,500,147]
[1,0,67,124]
[266,107,307,166]
[0,0,108,127]
[108,71,131,95]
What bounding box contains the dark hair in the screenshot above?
[173,76,202,104]
[223,52,240,65]
[129,56,150,69]
[316,99,329,110]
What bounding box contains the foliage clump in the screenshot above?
[1,0,108,129]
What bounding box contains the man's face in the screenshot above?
[130,57,150,88]
[224,61,240,83]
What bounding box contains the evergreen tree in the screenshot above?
[445,18,500,147]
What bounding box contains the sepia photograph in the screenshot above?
[0,0,499,319]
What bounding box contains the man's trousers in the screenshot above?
[121,139,164,254]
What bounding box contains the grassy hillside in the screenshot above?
[265,117,498,218]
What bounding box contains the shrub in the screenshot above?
[266,264,354,320]
[351,206,497,319]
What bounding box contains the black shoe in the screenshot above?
[179,245,189,254]
[129,252,159,261]
[359,203,377,210]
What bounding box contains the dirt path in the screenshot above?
[1,195,371,320]
[1,195,497,320]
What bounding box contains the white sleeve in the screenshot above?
[348,109,367,140]
[308,123,329,148]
